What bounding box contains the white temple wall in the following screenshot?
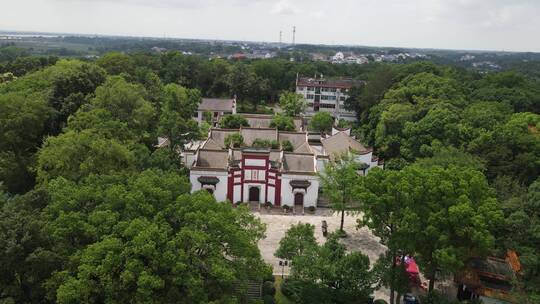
[190,170,228,202]
[280,174,320,208]
[267,186,275,204]
[243,183,266,203]
[233,184,242,203]
[354,152,372,165]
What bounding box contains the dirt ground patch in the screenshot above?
[255,209,390,301]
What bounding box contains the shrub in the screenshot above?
[283,205,291,211]
[264,201,273,208]
[281,140,293,152]
[373,300,388,304]
[307,206,316,212]
[270,114,295,131]
[263,270,275,283]
[337,118,352,129]
[220,114,249,128]
[224,133,244,148]
[280,278,294,298]
[262,281,276,296]
[262,295,275,304]
[309,112,334,133]
[270,140,279,149]
[203,111,213,123]
[252,138,272,148]
[235,201,243,205]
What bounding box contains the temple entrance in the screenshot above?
[249,187,260,202]
[294,193,304,206]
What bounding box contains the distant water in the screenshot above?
[0,34,63,38]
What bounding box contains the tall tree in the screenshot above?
[468,112,540,184]
[275,223,317,260]
[318,156,361,234]
[279,91,306,117]
[0,92,51,192]
[286,234,375,304]
[219,114,249,129]
[270,113,296,131]
[0,190,61,303]
[53,191,267,304]
[401,166,502,295]
[157,83,201,152]
[308,112,334,133]
[356,168,408,304]
[499,178,540,301]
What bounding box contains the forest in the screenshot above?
[0,44,539,303]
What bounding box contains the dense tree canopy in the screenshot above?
[357,166,504,294]
[283,234,375,304]
[220,114,249,129]
[269,113,296,131]
[279,92,306,117]
[1,50,539,302]
[308,112,334,133]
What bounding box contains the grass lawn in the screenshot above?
[274,276,293,304]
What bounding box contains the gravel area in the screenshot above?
[255,209,390,301]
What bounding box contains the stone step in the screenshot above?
[245,281,262,299]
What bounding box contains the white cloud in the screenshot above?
[271,0,299,15]
[1,0,540,52]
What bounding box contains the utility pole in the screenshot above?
[292,26,296,46]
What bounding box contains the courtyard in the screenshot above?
[255,208,390,301]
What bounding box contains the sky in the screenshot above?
[2,0,540,52]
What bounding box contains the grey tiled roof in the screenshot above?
[321,131,370,160]
[195,149,229,169]
[283,153,315,173]
[198,98,235,112]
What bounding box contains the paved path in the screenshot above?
[255,210,390,301]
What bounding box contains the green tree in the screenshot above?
[281,140,294,152]
[224,133,244,148]
[275,223,317,260]
[226,63,269,110]
[358,166,504,299]
[499,179,540,301]
[279,92,306,116]
[468,112,540,184]
[53,191,267,303]
[89,76,155,139]
[355,168,408,304]
[400,166,503,294]
[202,111,213,123]
[287,234,375,304]
[345,64,397,120]
[252,138,272,148]
[157,83,201,152]
[319,156,361,234]
[414,147,486,172]
[270,114,296,131]
[0,92,51,193]
[220,114,249,129]
[471,71,540,113]
[0,190,61,303]
[96,52,135,76]
[309,112,334,133]
[37,129,139,184]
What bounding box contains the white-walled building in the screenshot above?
[295,74,364,122]
[188,127,382,208]
[195,98,236,126]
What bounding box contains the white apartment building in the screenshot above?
[295,74,364,121]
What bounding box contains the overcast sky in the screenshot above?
[2,0,540,52]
